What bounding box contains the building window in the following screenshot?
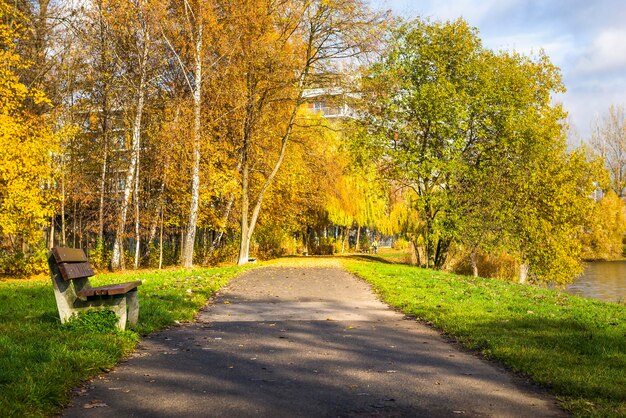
[314,101,326,113]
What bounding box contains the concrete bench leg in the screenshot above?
[126,290,139,326]
[112,297,128,330]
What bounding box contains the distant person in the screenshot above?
[372,239,378,254]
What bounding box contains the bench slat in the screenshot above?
[58,262,95,281]
[76,281,142,298]
[52,247,88,263]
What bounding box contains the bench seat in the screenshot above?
[77,280,143,298]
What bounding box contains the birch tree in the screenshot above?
[109,0,163,269]
[591,105,626,197]
[158,0,224,267]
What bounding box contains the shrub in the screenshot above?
[64,310,120,333]
[255,225,289,260]
[393,238,409,250]
[88,239,111,270]
[0,245,48,276]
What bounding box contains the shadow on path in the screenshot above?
[63,267,566,418]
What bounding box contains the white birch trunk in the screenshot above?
[134,162,140,270]
[60,169,66,246]
[182,24,203,268]
[111,34,149,270]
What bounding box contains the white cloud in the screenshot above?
[367,0,626,140]
[574,29,626,75]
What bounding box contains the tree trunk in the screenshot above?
[355,225,361,252]
[470,249,479,277]
[519,262,529,284]
[237,158,251,265]
[133,163,140,270]
[182,24,203,268]
[60,169,66,246]
[111,33,149,270]
[72,201,77,247]
[98,126,109,245]
[97,13,111,246]
[158,206,164,269]
[48,218,54,249]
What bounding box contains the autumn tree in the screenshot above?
[212,0,383,265]
[363,19,487,268]
[107,0,166,270]
[0,0,57,273]
[159,0,221,268]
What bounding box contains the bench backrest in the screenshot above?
[51,247,95,281]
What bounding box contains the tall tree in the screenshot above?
[0,0,57,272]
[363,18,597,283]
[364,19,486,268]
[160,0,219,268]
[591,105,626,197]
[219,0,383,265]
[108,0,164,270]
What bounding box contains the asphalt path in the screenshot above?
[63,266,566,417]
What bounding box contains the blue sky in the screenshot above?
[368,0,626,142]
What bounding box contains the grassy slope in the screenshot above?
[0,266,246,417]
[342,258,626,418]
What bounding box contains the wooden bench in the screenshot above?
[48,247,142,330]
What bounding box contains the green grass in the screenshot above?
[0,266,246,417]
[342,257,626,418]
[368,248,411,264]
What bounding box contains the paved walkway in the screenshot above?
[64,267,566,417]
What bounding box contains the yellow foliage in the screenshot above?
[0,0,57,249]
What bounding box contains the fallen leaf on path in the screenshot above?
[73,388,89,397]
[83,400,108,409]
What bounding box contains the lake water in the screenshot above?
[566,260,626,303]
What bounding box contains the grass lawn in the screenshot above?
[342,257,626,417]
[0,266,247,418]
[343,248,411,265]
